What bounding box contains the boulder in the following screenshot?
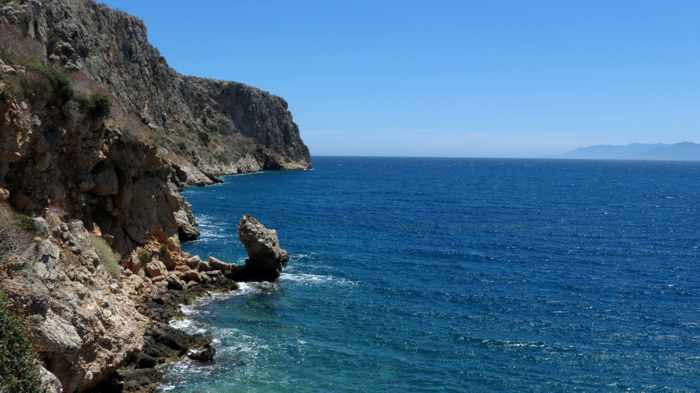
[185,255,202,270]
[0,187,10,202]
[180,270,202,283]
[37,365,63,393]
[227,215,288,282]
[135,353,158,369]
[187,344,215,363]
[166,274,186,290]
[144,260,167,279]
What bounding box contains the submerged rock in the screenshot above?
[227,214,289,282]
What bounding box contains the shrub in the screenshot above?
[0,206,33,266]
[89,234,121,278]
[198,131,210,146]
[137,249,152,266]
[0,292,41,393]
[31,63,73,105]
[13,62,73,106]
[14,214,46,237]
[77,93,111,119]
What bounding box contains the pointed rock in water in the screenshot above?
[229,214,289,282]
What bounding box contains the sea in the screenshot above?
[160,157,700,393]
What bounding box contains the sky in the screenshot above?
[101,0,700,157]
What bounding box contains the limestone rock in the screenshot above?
[144,259,167,279]
[185,255,202,270]
[33,309,83,354]
[229,215,289,282]
[181,269,202,283]
[173,206,199,241]
[166,273,186,290]
[37,365,63,393]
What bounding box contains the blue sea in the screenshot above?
[162,157,700,393]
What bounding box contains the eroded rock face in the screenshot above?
[229,214,289,282]
[2,217,150,393]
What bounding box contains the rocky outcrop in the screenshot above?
[228,215,289,282]
[1,215,150,393]
[176,216,290,283]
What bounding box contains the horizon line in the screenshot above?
[309,154,700,163]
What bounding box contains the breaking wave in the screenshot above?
[280,272,357,287]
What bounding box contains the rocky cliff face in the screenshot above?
[0,0,310,391]
[0,0,310,251]
[0,0,310,182]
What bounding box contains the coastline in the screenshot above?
[99,168,289,392]
[0,1,313,391]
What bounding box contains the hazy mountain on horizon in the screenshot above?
[564,142,700,161]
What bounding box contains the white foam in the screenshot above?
[280,272,357,287]
[169,318,194,331]
[215,327,269,362]
[180,304,197,316]
[290,252,313,260]
[191,215,230,242]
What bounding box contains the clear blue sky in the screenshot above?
[101,0,699,157]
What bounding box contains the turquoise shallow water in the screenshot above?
[163,157,700,392]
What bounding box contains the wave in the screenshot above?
[280,272,357,287]
[191,214,230,243]
[289,252,314,260]
[162,324,268,392]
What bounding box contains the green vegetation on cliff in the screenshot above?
[0,293,41,393]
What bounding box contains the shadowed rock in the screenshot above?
[226,215,289,282]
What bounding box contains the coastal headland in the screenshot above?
[0,0,309,391]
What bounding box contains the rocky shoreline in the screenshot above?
[94,214,291,393]
[0,0,310,391]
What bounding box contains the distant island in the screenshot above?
[564,142,700,161]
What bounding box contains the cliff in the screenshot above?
[0,0,310,252]
[1,0,310,179]
[0,0,310,391]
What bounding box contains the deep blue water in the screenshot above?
[163,157,700,393]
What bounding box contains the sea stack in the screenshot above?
[228,215,289,282]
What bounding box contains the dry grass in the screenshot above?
[89,234,122,278]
